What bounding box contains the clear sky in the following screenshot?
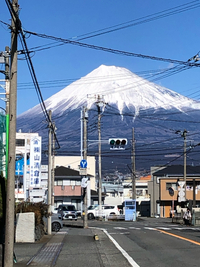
[1,0,200,115]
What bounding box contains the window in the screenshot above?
[70,180,75,186]
[57,180,63,186]
[166,183,177,190]
[63,180,70,186]
[16,139,25,146]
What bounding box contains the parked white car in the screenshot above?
[87,204,120,220]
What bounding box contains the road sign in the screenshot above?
[79,168,87,176]
[80,159,87,168]
[81,177,88,188]
[178,181,185,188]
[178,187,186,202]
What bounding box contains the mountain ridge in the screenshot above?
[18,65,200,118]
[17,65,200,173]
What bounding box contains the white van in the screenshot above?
[87,205,120,220]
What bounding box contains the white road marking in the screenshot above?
[93,227,140,267]
[120,232,130,235]
[102,229,140,267]
[114,227,127,230]
[144,227,156,230]
[129,227,141,230]
[156,227,172,230]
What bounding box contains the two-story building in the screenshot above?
[148,165,200,218]
[54,166,104,211]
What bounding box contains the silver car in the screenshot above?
[57,204,78,221]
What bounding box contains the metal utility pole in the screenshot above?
[83,107,88,228]
[48,110,52,235]
[183,129,187,201]
[132,128,136,199]
[4,1,18,266]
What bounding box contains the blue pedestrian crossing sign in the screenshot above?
[80,159,87,168]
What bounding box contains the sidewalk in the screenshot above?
[11,226,132,267]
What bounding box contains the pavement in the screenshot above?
[0,221,133,267]
[1,216,194,267]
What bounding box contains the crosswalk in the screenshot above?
[110,226,200,234]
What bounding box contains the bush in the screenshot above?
[15,201,50,226]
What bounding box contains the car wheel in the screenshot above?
[75,219,77,221]
[52,222,61,232]
[88,213,94,220]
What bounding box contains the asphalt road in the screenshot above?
[81,217,200,267]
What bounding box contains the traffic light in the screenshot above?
[108,138,127,150]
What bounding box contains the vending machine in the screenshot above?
[124,199,136,221]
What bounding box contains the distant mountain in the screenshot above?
[17,65,200,173]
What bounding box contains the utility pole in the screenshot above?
[48,110,52,235]
[51,122,56,211]
[96,95,104,220]
[132,128,136,199]
[4,1,18,266]
[5,46,10,180]
[83,107,88,228]
[183,129,187,201]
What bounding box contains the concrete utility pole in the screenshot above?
[83,107,88,228]
[4,1,18,266]
[51,122,56,211]
[5,46,10,180]
[48,110,52,235]
[96,95,104,220]
[132,128,136,199]
[183,129,187,201]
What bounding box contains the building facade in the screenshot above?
[148,165,200,218]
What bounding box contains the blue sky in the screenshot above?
[1,0,200,115]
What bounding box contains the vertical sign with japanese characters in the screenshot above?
[30,136,42,187]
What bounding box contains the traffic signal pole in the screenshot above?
[4,1,18,266]
[83,107,88,228]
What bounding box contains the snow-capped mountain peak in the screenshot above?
[19,65,200,117]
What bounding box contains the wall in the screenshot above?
[54,185,81,196]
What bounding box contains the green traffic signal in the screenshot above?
[110,139,115,145]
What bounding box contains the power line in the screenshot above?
[23,30,200,69]
[12,1,200,53]
[5,0,60,149]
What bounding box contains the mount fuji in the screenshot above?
[17,65,200,173]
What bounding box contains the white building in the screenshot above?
[15,132,42,202]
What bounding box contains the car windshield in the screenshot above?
[67,206,76,211]
[63,205,76,211]
[88,205,98,210]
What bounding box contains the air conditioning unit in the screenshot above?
[71,185,75,190]
[61,185,65,190]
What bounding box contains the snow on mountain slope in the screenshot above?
[18,65,200,117]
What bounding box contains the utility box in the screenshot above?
[124,199,136,221]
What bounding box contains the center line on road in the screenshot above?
[156,229,200,246]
